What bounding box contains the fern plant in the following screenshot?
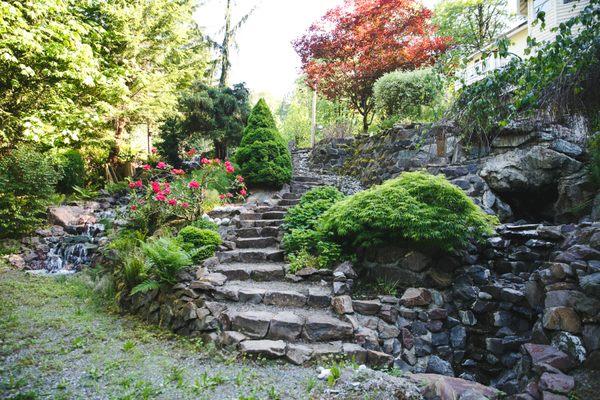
[131,236,192,295]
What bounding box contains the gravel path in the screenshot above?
[0,266,323,400]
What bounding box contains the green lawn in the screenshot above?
[0,265,318,400]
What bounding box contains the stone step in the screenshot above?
[281,192,301,200]
[278,198,300,207]
[211,263,287,281]
[236,339,372,366]
[209,280,332,308]
[235,227,279,238]
[235,237,279,249]
[239,212,262,221]
[262,211,286,220]
[238,219,284,228]
[218,248,284,263]
[219,304,354,343]
[293,176,323,183]
[254,205,287,213]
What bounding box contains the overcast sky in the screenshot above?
[194,0,441,100]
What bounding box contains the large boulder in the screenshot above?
[480,146,582,219]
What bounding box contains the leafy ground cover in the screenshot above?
[0,264,320,400]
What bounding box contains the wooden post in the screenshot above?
[311,88,317,148]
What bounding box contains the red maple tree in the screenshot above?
[293,0,449,132]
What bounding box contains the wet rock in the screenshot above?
[582,324,600,352]
[426,355,454,376]
[333,261,357,279]
[580,272,600,298]
[352,299,381,315]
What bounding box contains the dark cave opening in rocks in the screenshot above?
[497,185,559,222]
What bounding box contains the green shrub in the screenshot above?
[55,149,85,193]
[122,250,148,287]
[177,226,221,251]
[288,249,320,274]
[0,145,60,238]
[320,171,497,253]
[373,68,443,120]
[188,245,216,264]
[190,219,219,232]
[134,237,192,293]
[284,186,344,232]
[283,228,321,254]
[235,99,292,188]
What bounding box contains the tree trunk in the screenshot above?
[214,140,227,160]
[362,112,369,133]
[110,116,126,164]
[219,0,232,87]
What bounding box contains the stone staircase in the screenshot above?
[196,175,391,365]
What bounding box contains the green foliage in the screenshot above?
[54,150,85,193]
[139,236,192,286]
[190,219,219,232]
[188,245,216,264]
[452,1,600,141]
[236,99,292,188]
[373,68,443,120]
[0,145,60,238]
[284,186,344,232]
[177,83,250,158]
[288,249,320,274]
[320,171,497,252]
[122,251,148,287]
[177,227,221,251]
[588,132,600,188]
[246,99,277,131]
[279,78,359,147]
[282,186,345,270]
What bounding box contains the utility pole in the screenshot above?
[310,87,317,148]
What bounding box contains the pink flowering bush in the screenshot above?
[127,156,247,233]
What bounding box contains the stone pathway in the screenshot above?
[202,169,381,364]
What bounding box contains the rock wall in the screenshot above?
[309,117,597,223]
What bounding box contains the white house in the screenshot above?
[461,0,591,86]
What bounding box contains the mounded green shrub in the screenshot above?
[55,149,85,193]
[188,245,216,263]
[190,218,219,232]
[235,99,292,188]
[177,226,222,251]
[320,171,497,252]
[0,145,60,238]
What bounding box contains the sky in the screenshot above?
[194,0,439,101]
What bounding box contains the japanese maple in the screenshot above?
[293,0,449,131]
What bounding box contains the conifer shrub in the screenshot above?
[177,226,221,251]
[190,218,219,232]
[320,171,497,253]
[235,99,292,188]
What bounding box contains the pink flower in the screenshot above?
[131,205,137,211]
[156,161,167,169]
[226,193,233,198]
[168,198,177,206]
[236,175,244,183]
[151,147,157,154]
[151,181,161,193]
[240,189,247,196]
[163,186,171,195]
[135,180,143,188]
[128,182,136,189]
[143,164,151,171]
[187,149,197,156]
[219,194,226,200]
[180,202,189,208]
[155,194,167,202]
[226,165,235,174]
[188,180,200,189]
[213,158,221,164]
[200,157,210,165]
[171,168,185,175]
